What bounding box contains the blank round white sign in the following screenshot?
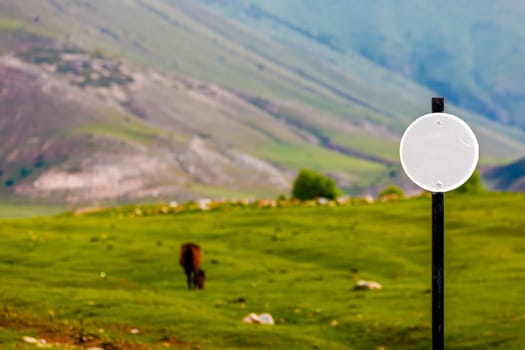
[400,113,479,192]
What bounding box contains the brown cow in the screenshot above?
[179,243,205,289]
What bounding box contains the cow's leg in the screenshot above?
[193,270,199,289]
[191,269,197,289]
[186,270,192,290]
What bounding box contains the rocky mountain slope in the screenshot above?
[484,158,525,192]
[201,0,525,129]
[0,44,291,203]
[1,0,525,204]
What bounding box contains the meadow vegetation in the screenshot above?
[0,192,524,349]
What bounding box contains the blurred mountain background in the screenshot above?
[1,0,525,205]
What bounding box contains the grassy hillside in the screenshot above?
[2,0,525,153]
[201,0,525,129]
[0,193,524,349]
[0,0,396,201]
[1,0,525,204]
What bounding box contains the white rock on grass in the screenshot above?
[243,313,260,324]
[258,313,275,325]
[22,336,47,344]
[23,336,39,344]
[355,280,382,290]
[243,312,275,325]
[22,336,50,347]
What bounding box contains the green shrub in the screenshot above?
[18,48,61,64]
[379,184,404,198]
[455,170,484,194]
[56,61,78,74]
[291,169,341,200]
[19,167,32,178]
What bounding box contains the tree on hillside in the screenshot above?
[291,169,341,200]
[455,170,484,194]
[379,184,404,198]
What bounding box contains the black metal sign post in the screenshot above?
[431,97,445,350]
[401,97,478,350]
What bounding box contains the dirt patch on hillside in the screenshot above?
[1,311,190,349]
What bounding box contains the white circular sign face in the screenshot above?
[400,113,479,192]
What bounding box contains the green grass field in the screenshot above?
[1,193,524,349]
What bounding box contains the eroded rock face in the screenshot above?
[14,138,290,204]
[1,52,292,204]
[24,155,171,202]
